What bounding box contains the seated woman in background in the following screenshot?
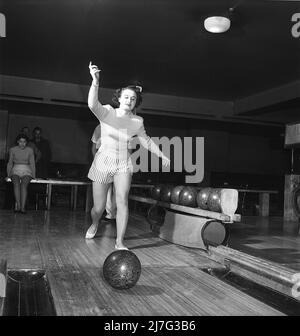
[7,133,36,214]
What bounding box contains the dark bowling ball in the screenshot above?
[207,188,222,213]
[160,185,173,203]
[196,187,212,210]
[151,184,164,200]
[179,186,198,207]
[170,185,185,204]
[103,250,141,290]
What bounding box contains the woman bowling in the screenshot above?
[7,133,36,213]
[86,62,170,250]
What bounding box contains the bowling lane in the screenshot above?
[228,216,300,272]
[0,210,283,316]
[0,210,45,269]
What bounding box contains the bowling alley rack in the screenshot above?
[129,184,240,249]
[129,184,300,304]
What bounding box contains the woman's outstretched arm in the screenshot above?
[137,120,170,167]
[88,62,110,121]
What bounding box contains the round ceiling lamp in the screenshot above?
[204,16,231,33]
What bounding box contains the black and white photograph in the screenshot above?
[0,0,300,319]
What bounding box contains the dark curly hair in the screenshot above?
[111,85,143,109]
[16,133,29,144]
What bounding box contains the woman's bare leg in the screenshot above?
[11,175,21,211]
[113,172,132,249]
[105,183,116,219]
[86,182,110,239]
[20,175,32,212]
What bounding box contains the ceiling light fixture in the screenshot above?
[204,10,232,33]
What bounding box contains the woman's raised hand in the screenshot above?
[89,61,101,84]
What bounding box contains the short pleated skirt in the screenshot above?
[11,164,33,178]
[88,150,133,184]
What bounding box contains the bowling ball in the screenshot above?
[103,250,141,290]
[207,188,222,213]
[170,185,185,204]
[151,184,164,200]
[179,186,198,207]
[196,187,212,210]
[160,185,173,203]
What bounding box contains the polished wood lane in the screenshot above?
[229,216,300,271]
[0,210,284,316]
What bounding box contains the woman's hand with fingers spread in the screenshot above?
[162,157,170,168]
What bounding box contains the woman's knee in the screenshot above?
[92,203,106,215]
[11,175,20,184]
[21,176,31,186]
[115,193,128,208]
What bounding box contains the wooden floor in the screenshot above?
[229,216,300,272]
[0,210,288,316]
[0,209,286,316]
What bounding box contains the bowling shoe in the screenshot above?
[85,223,98,239]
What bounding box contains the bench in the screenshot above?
[5,178,92,211]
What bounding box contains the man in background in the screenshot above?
[32,127,52,178]
[20,126,41,163]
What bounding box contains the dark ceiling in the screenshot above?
[0,0,299,103]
